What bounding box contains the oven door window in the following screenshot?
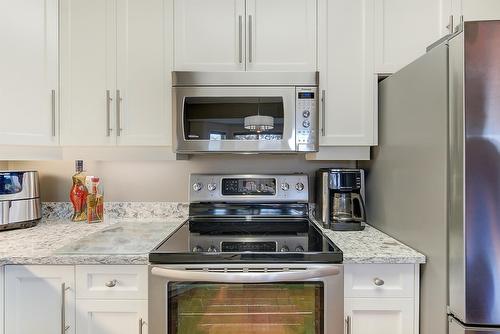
[183,97,284,141]
[168,282,324,334]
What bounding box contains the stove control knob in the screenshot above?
[207,245,218,253]
[279,245,289,252]
[192,182,203,192]
[295,182,305,191]
[280,183,290,191]
[207,183,217,192]
[302,120,310,128]
[192,246,204,253]
[295,246,305,252]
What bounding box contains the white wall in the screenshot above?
[8,156,353,202]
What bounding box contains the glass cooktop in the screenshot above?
[149,219,343,264]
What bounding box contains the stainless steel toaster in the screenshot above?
[0,171,41,231]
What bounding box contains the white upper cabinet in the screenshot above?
[116,0,172,146]
[452,0,500,27]
[5,266,75,334]
[246,0,317,71]
[0,0,59,146]
[61,0,116,146]
[374,0,449,74]
[61,0,172,146]
[174,0,316,71]
[174,0,246,71]
[317,0,377,147]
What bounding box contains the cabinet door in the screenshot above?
[116,0,172,146]
[174,0,245,71]
[0,0,58,145]
[0,267,3,334]
[345,298,415,334]
[60,0,117,145]
[5,266,75,334]
[246,0,316,71]
[76,300,148,334]
[374,0,449,74]
[318,0,377,146]
[462,0,500,21]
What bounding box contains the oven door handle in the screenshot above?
[151,266,340,283]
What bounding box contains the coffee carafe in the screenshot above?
[316,168,366,231]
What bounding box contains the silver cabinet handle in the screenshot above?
[116,89,122,136]
[373,277,385,286]
[446,15,454,34]
[238,15,243,64]
[106,90,113,136]
[139,318,144,334]
[321,90,326,136]
[345,315,351,334]
[248,15,253,63]
[61,283,70,333]
[105,279,118,288]
[152,266,340,283]
[51,89,56,137]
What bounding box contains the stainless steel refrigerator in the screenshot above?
[365,20,500,334]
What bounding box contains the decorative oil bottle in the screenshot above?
[70,160,88,221]
[86,177,104,223]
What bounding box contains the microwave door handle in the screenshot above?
[151,266,340,283]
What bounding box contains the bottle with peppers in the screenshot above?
[70,160,88,221]
[87,177,104,223]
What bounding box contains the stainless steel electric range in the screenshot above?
[149,174,344,334]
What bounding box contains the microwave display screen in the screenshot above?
[222,178,276,196]
[298,92,315,99]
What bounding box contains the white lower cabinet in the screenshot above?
[345,298,414,334]
[76,300,148,334]
[0,266,4,334]
[3,265,148,334]
[5,265,75,334]
[75,265,149,334]
[344,264,419,334]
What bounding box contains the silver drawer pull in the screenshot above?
[105,279,118,288]
[373,277,385,286]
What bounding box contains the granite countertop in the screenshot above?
[0,218,185,265]
[311,218,426,264]
[0,202,425,266]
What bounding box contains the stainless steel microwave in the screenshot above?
[173,72,319,154]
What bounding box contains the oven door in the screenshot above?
[149,264,343,334]
[173,86,297,153]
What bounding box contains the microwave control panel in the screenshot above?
[295,87,318,152]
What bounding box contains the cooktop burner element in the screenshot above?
[149,174,343,264]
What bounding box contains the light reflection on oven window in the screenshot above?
[168,282,324,334]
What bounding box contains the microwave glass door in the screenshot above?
[174,86,297,152]
[168,282,324,334]
[183,97,284,141]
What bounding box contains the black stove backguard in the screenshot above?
[188,202,310,218]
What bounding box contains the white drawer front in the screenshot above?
[76,265,148,300]
[344,264,415,298]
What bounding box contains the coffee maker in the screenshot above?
[315,168,366,231]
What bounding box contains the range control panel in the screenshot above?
[189,174,309,203]
[295,87,318,152]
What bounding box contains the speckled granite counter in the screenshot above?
[311,217,426,264]
[0,202,425,266]
[0,218,185,265]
